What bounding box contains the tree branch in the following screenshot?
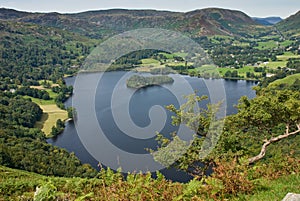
[248,123,300,164]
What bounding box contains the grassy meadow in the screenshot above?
[30,88,68,136]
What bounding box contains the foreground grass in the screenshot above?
[235,174,300,201]
[0,166,183,201]
[0,165,299,201]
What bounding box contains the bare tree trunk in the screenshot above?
[248,123,300,164]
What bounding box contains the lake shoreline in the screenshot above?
[46,71,257,182]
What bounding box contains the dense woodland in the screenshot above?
[0,7,299,200]
[0,92,97,177]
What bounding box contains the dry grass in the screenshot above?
[35,104,67,137]
[30,85,46,90]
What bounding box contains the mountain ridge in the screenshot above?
[0,7,299,40]
[0,7,263,38]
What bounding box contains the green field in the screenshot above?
[173,52,188,58]
[138,56,193,72]
[255,40,293,50]
[259,61,287,69]
[217,66,262,78]
[158,52,174,59]
[141,58,161,66]
[26,89,58,105]
[268,73,300,88]
[188,65,264,79]
[35,104,68,137]
[277,52,300,61]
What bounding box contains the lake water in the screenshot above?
[47,71,257,182]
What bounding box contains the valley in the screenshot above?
[0,6,299,200]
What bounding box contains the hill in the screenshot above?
[253,17,282,25]
[277,10,300,38]
[0,7,265,38]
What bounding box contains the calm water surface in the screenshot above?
[47,72,257,182]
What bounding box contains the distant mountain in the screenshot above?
[0,7,264,38]
[252,17,282,25]
[277,11,300,38]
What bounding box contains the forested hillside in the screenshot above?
[0,15,99,181]
[0,20,95,88]
[0,92,97,177]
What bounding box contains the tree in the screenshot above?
[51,119,65,137]
[234,90,300,164]
[224,70,232,78]
[67,107,75,119]
[231,70,238,78]
[151,93,222,176]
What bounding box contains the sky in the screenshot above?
[0,0,299,19]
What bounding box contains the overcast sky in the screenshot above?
[0,0,299,18]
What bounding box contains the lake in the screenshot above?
[47,71,257,182]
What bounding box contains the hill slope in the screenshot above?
[0,20,94,84]
[277,10,300,37]
[0,8,264,39]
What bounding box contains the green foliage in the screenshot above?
[52,84,73,109]
[0,131,97,177]
[0,20,93,87]
[213,89,300,162]
[110,49,163,70]
[0,93,97,178]
[224,70,239,78]
[0,7,300,201]
[1,163,299,200]
[50,119,65,137]
[277,10,300,37]
[152,93,221,176]
[0,165,185,200]
[0,93,43,128]
[16,86,50,100]
[267,73,300,91]
[34,182,57,201]
[236,90,299,134]
[176,178,202,200]
[67,107,75,119]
